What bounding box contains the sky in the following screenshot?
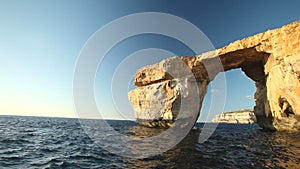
[0,0,299,121]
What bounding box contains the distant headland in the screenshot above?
[211,109,256,124]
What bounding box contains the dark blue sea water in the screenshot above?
[0,116,299,169]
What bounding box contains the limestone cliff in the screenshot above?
[211,110,256,124]
[128,21,300,131]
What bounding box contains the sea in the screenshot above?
[0,115,299,169]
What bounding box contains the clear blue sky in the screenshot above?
[0,0,299,120]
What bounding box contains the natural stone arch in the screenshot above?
[128,21,300,131]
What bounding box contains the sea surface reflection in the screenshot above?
[0,116,299,168]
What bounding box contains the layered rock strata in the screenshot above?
[211,110,257,124]
[128,21,300,131]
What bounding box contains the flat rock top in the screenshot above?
[134,20,300,86]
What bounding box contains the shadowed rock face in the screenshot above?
[128,21,300,131]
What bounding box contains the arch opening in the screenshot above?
[201,68,256,123]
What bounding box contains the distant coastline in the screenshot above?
[212,109,257,124]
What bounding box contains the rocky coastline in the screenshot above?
[128,21,300,132]
[211,110,257,124]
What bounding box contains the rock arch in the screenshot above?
[128,21,300,131]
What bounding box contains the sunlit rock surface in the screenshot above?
[212,110,257,124]
[128,20,300,131]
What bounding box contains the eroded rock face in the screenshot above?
[128,21,300,131]
[129,76,209,128]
